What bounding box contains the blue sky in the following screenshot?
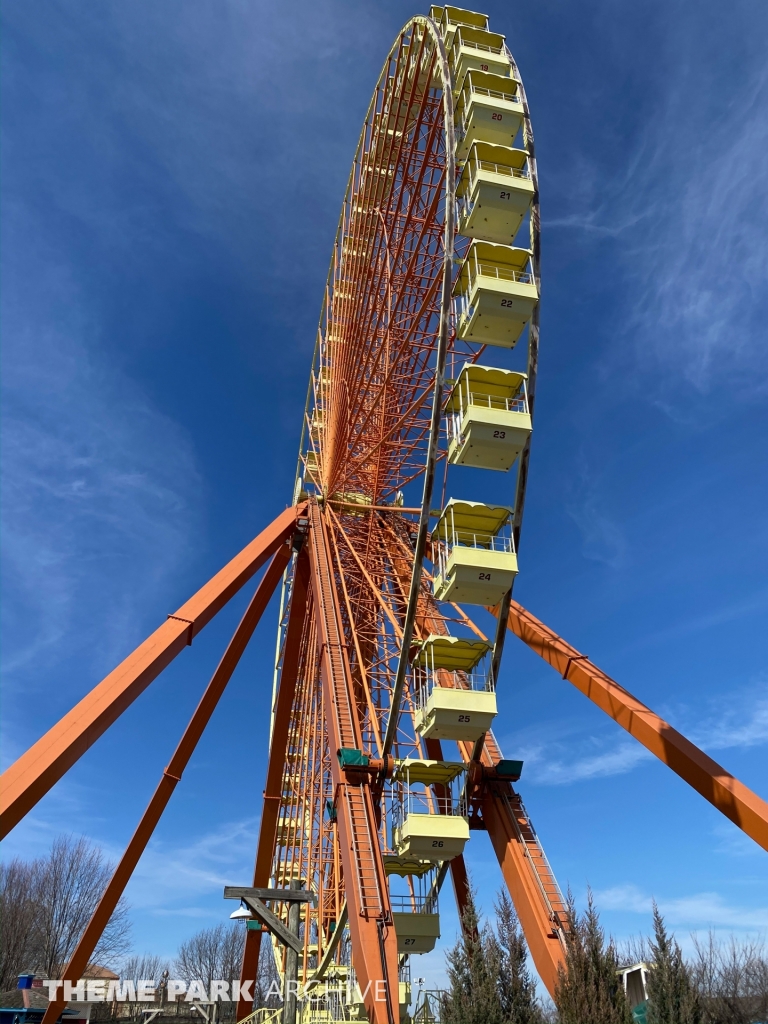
[2,0,767,989]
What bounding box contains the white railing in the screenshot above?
[415,665,492,702]
[453,37,506,57]
[390,773,467,829]
[445,383,529,447]
[413,991,445,1024]
[389,892,439,914]
[465,387,528,413]
[464,82,520,104]
[441,13,490,33]
[437,527,513,558]
[474,261,532,284]
[477,157,528,178]
[238,1008,281,1024]
[433,521,515,589]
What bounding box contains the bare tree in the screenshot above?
[0,834,131,984]
[618,933,651,968]
[255,942,279,1010]
[175,923,244,991]
[0,859,37,990]
[691,930,768,1023]
[30,835,131,976]
[174,923,278,1013]
[121,953,170,986]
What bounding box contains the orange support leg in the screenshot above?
[40,548,291,1024]
[1,505,302,838]
[456,732,566,998]
[482,785,565,998]
[236,550,311,1021]
[308,502,399,1024]
[506,600,768,852]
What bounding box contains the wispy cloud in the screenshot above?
[566,487,627,569]
[621,590,768,654]
[596,883,768,932]
[126,817,259,914]
[0,215,203,766]
[624,68,768,392]
[512,681,768,787]
[520,738,652,785]
[549,61,768,395]
[689,688,768,753]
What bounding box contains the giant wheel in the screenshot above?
[246,9,563,1023]
[4,9,766,1024]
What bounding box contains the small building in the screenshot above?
[617,963,650,1022]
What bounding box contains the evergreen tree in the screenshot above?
[493,890,543,1024]
[555,889,633,1024]
[442,889,505,1024]
[645,903,701,1024]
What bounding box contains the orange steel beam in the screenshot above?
[307,503,399,1024]
[237,550,311,1021]
[482,785,565,996]
[1,505,303,839]
[506,600,768,852]
[455,730,566,997]
[40,548,290,1024]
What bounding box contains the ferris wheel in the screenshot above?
[254,8,562,1023]
[3,8,766,1024]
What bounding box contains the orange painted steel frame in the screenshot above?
[504,600,768,852]
[0,505,302,839]
[1,503,767,1016]
[237,550,311,1020]
[460,731,567,994]
[307,503,399,1024]
[39,547,293,1024]
[3,18,766,1023]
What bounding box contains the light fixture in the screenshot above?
[229,904,252,920]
